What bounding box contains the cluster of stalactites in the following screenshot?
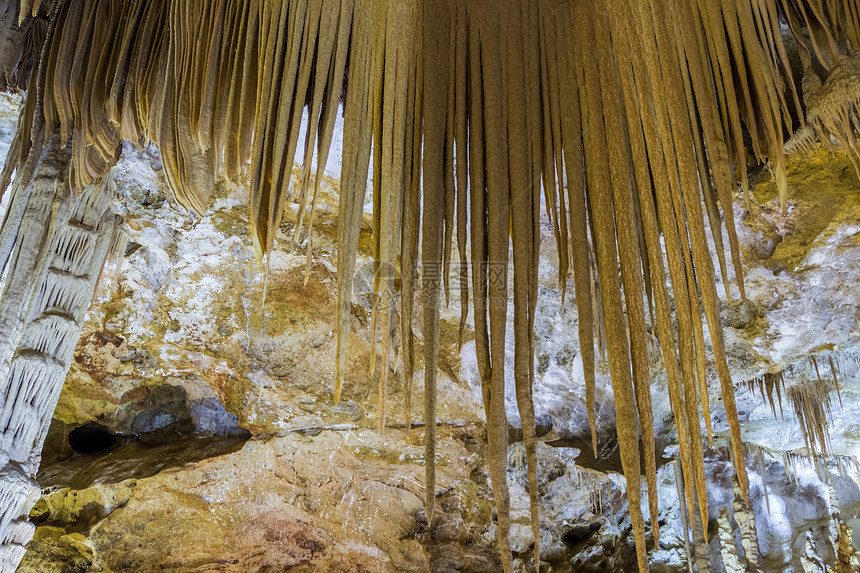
[797,49,860,173]
[742,440,860,493]
[3,1,860,572]
[743,353,844,461]
[1,0,357,260]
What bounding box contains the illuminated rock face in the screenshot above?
[3,95,860,572]
[8,126,504,573]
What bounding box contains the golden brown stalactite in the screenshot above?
[205,0,237,176]
[375,0,416,434]
[666,0,732,303]
[217,0,251,175]
[574,4,647,569]
[474,3,514,568]
[122,2,169,143]
[399,9,423,433]
[267,0,319,242]
[524,2,547,567]
[605,3,680,547]
[441,3,456,310]
[694,313,713,446]
[694,0,754,205]
[367,0,384,383]
[653,52,712,479]
[536,8,565,300]
[764,0,806,126]
[303,0,355,286]
[453,0,469,352]
[421,0,447,530]
[466,0,490,418]
[142,3,170,149]
[591,3,660,553]
[719,0,764,160]
[683,133,716,442]
[293,0,341,239]
[48,0,83,147]
[230,0,261,179]
[676,0,752,298]
[161,0,216,214]
[538,8,573,330]
[635,0,710,529]
[843,0,860,47]
[11,4,860,573]
[248,0,286,258]
[649,0,748,506]
[186,0,223,154]
[17,0,31,25]
[621,0,706,536]
[469,3,512,572]
[675,222,711,531]
[504,2,542,567]
[732,0,790,206]
[550,4,597,459]
[335,0,375,405]
[749,0,796,130]
[793,0,841,69]
[84,1,122,159]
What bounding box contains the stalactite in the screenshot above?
[732,476,760,572]
[743,353,845,462]
[824,476,860,573]
[0,135,118,567]
[834,521,860,573]
[690,491,711,573]
[573,6,647,567]
[788,375,836,458]
[717,508,744,573]
[744,371,786,419]
[421,0,444,534]
[798,45,860,178]
[801,530,828,573]
[743,438,860,507]
[0,0,48,94]
[674,460,695,573]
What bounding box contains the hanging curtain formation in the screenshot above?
[2,0,860,571]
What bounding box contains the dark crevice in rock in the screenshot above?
[38,433,250,490]
[562,521,602,546]
[545,432,674,476]
[67,422,118,455]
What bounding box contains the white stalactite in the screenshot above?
[0,135,120,571]
[732,477,760,571]
[801,530,827,573]
[717,507,744,573]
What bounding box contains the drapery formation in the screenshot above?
[2,0,860,571]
